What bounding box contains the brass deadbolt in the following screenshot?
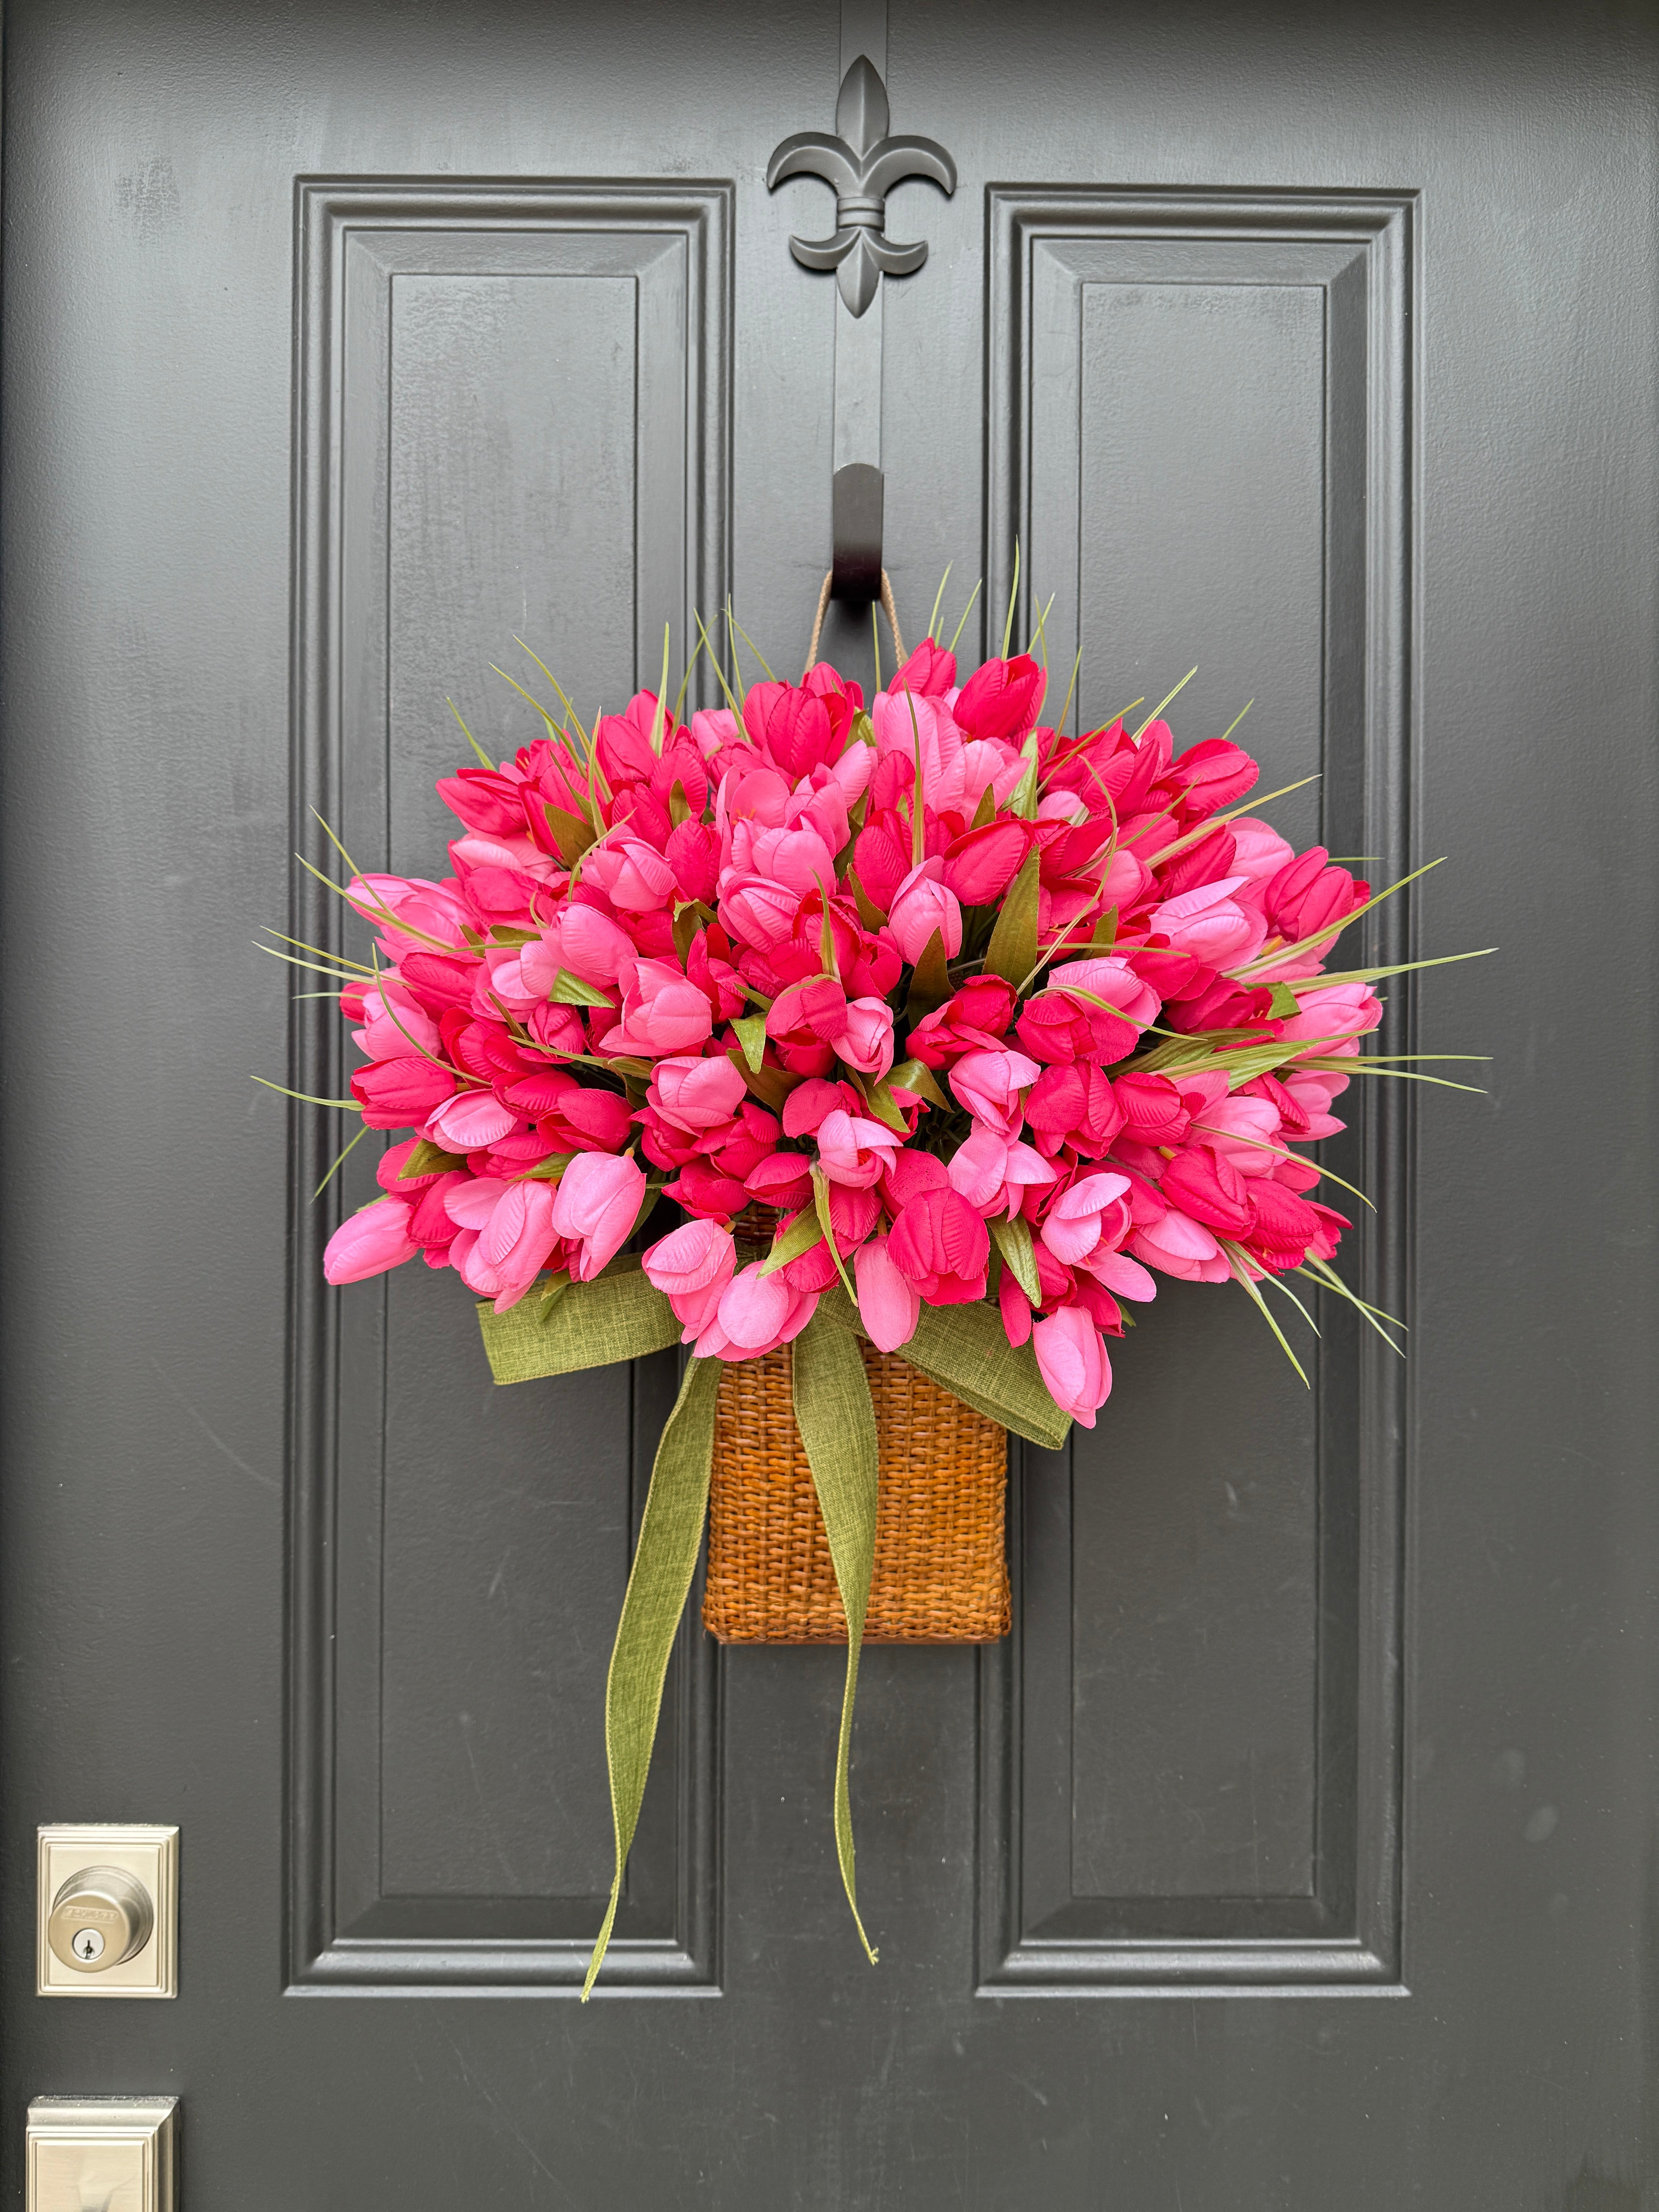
[46,1865,154,1972]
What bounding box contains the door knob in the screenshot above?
[26,2097,176,2212]
[47,1865,154,1972]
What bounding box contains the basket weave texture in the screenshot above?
[702,1341,1011,1645]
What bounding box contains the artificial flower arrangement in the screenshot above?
[278,597,1472,1996]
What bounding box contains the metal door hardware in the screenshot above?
[767,56,956,318]
[37,1827,177,1999]
[26,2098,177,2212]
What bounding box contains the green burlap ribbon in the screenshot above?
[475,1263,1071,1995]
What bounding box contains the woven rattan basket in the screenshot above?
[702,1340,1011,1644]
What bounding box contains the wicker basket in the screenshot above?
[702,1340,1011,1644]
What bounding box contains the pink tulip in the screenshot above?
[550,1151,646,1281]
[836,996,895,1078]
[952,653,1043,742]
[702,1262,819,1357]
[323,1195,422,1284]
[816,1109,900,1189]
[1129,1208,1232,1284]
[1038,1171,1132,1264]
[582,834,678,913]
[350,1054,457,1130]
[649,1053,747,1133]
[946,1124,1057,1217]
[716,874,802,952]
[887,1188,990,1304]
[439,1176,564,1310]
[1227,818,1297,883]
[592,958,714,1057]
[854,1235,921,1352]
[427,1087,521,1152]
[1031,1305,1112,1427]
[642,1218,736,1336]
[948,1048,1042,1136]
[1147,878,1267,967]
[888,860,963,963]
[520,905,636,993]
[1274,983,1383,1049]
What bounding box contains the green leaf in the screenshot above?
[1266,982,1301,1017]
[845,866,885,931]
[580,1355,722,1997]
[790,1316,881,1967]
[981,850,1041,984]
[727,1045,797,1113]
[488,924,541,946]
[904,930,955,1021]
[731,1013,768,1073]
[989,1215,1041,1306]
[672,899,716,964]
[549,969,615,1008]
[544,802,598,865]
[522,1151,576,1180]
[849,709,875,747]
[668,779,693,826]
[970,781,998,831]
[883,1056,950,1111]
[759,1211,824,1276]
[811,1167,858,1300]
[397,1138,468,1181]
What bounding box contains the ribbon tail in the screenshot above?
[791,1314,881,1965]
[582,1354,720,2000]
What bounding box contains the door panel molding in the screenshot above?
[285,180,732,1993]
[978,188,1414,1994]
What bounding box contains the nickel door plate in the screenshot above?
[26,2098,177,2212]
[36,1827,178,1999]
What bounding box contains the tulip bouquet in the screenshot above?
[285,610,1468,1993]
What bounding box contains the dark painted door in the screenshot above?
[4,2,1654,2204]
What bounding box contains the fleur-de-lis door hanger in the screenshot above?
[767,55,957,318]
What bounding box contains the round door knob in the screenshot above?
[47,1864,154,1972]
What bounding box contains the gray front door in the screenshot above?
[4,3,1653,2203]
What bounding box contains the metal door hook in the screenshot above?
[831,462,883,602]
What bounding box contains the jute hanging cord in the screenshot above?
[803,568,905,676]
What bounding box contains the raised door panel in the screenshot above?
[980,190,1413,1991]
[288,182,730,1991]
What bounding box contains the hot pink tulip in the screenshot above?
[324,1196,422,1284]
[887,1188,990,1305]
[854,1235,921,1352]
[952,653,1043,742]
[836,996,896,1078]
[1032,1305,1112,1427]
[350,1054,457,1130]
[816,1109,900,1189]
[648,1053,747,1133]
[550,1151,646,1281]
[887,860,963,963]
[592,958,715,1056]
[948,1048,1042,1136]
[1039,1171,1132,1265]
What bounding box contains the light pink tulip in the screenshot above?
[428,1088,521,1152]
[836,996,896,1079]
[592,958,714,1057]
[1274,983,1383,1049]
[1045,956,1162,1030]
[582,834,677,912]
[946,1124,1057,1217]
[1147,878,1268,967]
[550,1151,646,1281]
[854,1235,921,1352]
[888,860,963,963]
[1228,817,1297,883]
[1082,1249,1158,1301]
[1129,1208,1232,1284]
[1189,1092,1283,1177]
[438,1176,563,1310]
[520,905,636,993]
[948,1048,1042,1136]
[352,984,441,1062]
[1032,1305,1113,1427]
[649,1053,747,1133]
[816,1109,901,1189]
[323,1195,422,1284]
[643,1218,736,1337]
[701,1262,819,1357]
[1039,1171,1132,1264]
